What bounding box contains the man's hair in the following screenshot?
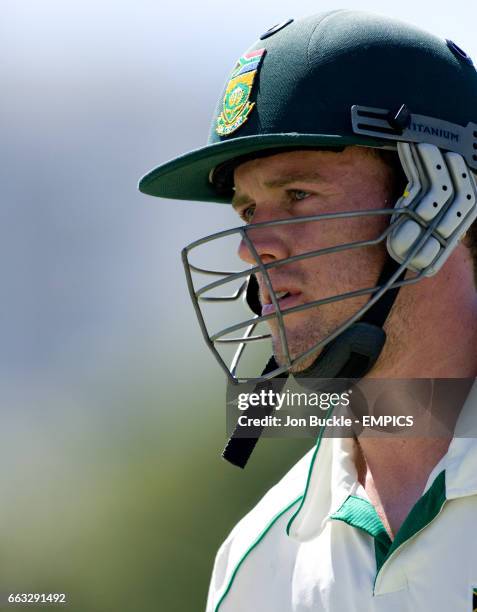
[462,222,477,285]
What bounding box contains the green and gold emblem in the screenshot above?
[216,48,266,136]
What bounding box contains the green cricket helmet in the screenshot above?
[139,11,477,467]
[139,10,477,202]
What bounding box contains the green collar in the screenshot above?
[330,470,446,577]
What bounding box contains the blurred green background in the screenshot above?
[2,0,476,610]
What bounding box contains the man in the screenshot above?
[139,10,477,611]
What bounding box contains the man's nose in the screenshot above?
[237,226,290,265]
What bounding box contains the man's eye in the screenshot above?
[290,189,311,201]
[240,205,255,222]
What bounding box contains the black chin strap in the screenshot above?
[222,356,287,469]
[222,256,405,468]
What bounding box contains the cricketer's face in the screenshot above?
[233,147,398,371]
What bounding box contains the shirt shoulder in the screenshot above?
[206,447,314,612]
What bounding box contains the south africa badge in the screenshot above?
[216,48,266,136]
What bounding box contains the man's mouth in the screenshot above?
[261,289,302,316]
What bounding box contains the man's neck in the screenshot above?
[370,247,477,380]
[356,435,452,539]
[352,248,477,537]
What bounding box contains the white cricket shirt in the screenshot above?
[206,382,477,611]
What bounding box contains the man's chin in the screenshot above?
[273,343,323,373]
